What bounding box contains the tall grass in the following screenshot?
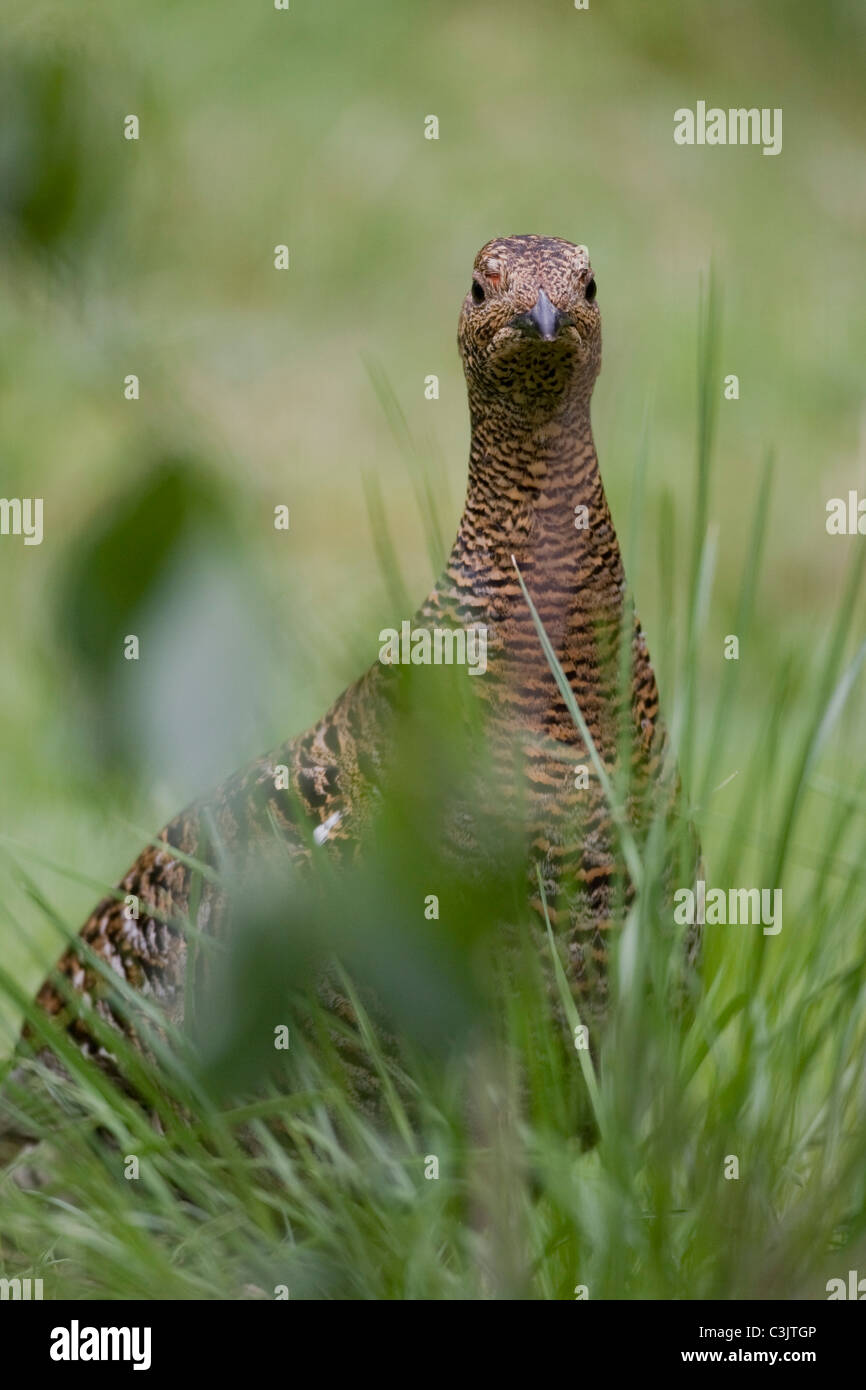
[2,300,866,1302]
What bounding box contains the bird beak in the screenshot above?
[511,288,571,342]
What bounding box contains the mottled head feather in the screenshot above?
[458,235,601,416]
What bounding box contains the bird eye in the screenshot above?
[471,279,485,305]
[585,276,597,303]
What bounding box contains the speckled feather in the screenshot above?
[24,235,670,1073]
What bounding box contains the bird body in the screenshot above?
[20,235,667,1076]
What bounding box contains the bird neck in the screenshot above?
[417,393,628,684]
[450,396,624,601]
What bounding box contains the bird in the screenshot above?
[5,235,674,1124]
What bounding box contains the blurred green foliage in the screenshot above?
[57,456,248,770]
[0,56,111,255]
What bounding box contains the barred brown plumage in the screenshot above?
[18,234,673,1086]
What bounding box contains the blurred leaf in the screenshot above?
[57,455,258,778]
[0,51,122,257]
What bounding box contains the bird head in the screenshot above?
[458,235,601,418]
